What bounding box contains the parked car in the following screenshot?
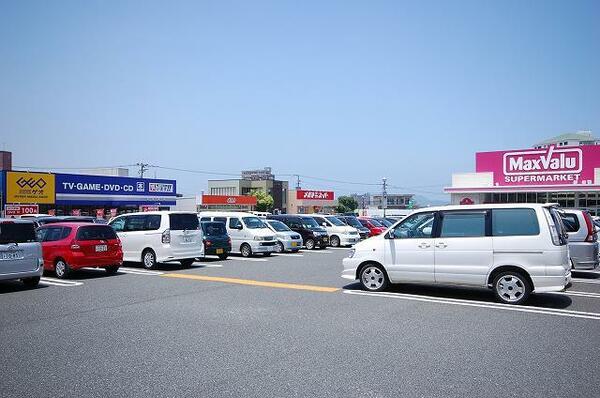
[336,216,370,239]
[0,219,44,288]
[309,214,360,247]
[264,219,303,253]
[37,223,123,278]
[559,209,599,270]
[267,215,329,250]
[342,204,571,305]
[200,221,232,260]
[198,212,277,257]
[109,211,203,269]
[358,217,387,236]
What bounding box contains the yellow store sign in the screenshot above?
[6,171,55,204]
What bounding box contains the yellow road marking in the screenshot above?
[162,273,339,293]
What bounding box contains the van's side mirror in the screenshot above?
[233,224,243,230]
[387,229,395,239]
[322,222,328,227]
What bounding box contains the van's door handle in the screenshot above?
[418,242,430,249]
[435,242,447,248]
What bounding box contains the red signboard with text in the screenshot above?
[202,195,257,205]
[4,204,39,217]
[296,190,334,201]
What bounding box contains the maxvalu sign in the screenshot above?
[476,145,600,186]
[55,173,177,205]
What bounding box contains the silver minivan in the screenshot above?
[560,209,599,270]
[0,219,44,287]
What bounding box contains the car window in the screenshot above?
[440,212,486,238]
[242,217,267,229]
[492,209,540,236]
[313,216,326,226]
[200,217,212,222]
[214,217,227,224]
[393,212,435,239]
[42,227,65,242]
[560,213,580,233]
[124,215,147,232]
[61,227,72,239]
[110,218,125,232]
[169,214,199,230]
[76,226,118,240]
[202,222,227,236]
[0,221,37,244]
[229,218,242,229]
[325,216,345,226]
[288,219,302,229]
[369,219,384,227]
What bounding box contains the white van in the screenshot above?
[109,211,203,269]
[309,214,360,247]
[342,204,571,305]
[198,211,277,257]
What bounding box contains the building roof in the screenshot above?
[535,130,597,146]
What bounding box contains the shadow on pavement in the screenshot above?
[342,281,572,309]
[0,280,49,295]
[572,270,600,279]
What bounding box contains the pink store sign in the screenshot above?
[476,145,600,186]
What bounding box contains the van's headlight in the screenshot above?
[254,236,264,241]
[348,249,355,258]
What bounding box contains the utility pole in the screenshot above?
[295,175,301,189]
[137,162,149,178]
[382,177,388,217]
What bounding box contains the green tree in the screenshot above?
[250,189,274,212]
[336,196,358,214]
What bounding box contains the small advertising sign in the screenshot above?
[71,209,81,216]
[296,190,335,201]
[110,208,118,218]
[201,195,258,205]
[4,204,39,217]
[96,209,105,219]
[140,205,159,212]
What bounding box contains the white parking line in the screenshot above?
[274,253,304,257]
[303,250,333,254]
[343,290,600,321]
[118,267,164,276]
[40,277,83,287]
[327,247,353,250]
[571,278,600,285]
[228,257,268,262]
[555,290,600,299]
[192,263,223,268]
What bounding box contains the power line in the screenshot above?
[13,164,136,170]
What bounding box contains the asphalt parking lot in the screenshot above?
[1,249,599,398]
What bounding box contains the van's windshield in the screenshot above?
[268,220,291,232]
[301,217,320,229]
[242,217,267,229]
[343,217,363,228]
[325,216,345,226]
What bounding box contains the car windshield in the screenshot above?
[376,219,393,227]
[369,219,384,227]
[300,217,320,229]
[268,220,291,232]
[0,222,37,244]
[325,216,345,226]
[242,217,267,229]
[344,217,363,228]
[202,222,227,236]
[169,214,200,230]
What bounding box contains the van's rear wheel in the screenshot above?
[54,259,71,279]
[240,244,252,258]
[180,259,195,267]
[22,276,40,288]
[142,249,157,270]
[359,264,389,292]
[305,239,315,250]
[493,271,531,305]
[330,236,340,247]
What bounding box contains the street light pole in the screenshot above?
[382,177,387,217]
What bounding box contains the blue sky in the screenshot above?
[1,0,598,201]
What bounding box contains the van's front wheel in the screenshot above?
[359,264,389,292]
[240,244,252,258]
[493,271,531,305]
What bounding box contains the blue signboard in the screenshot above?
[55,173,177,206]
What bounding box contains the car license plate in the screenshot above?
[95,245,108,252]
[291,242,297,247]
[216,248,224,254]
[183,235,193,243]
[0,251,23,260]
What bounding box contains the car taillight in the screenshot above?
[203,239,212,247]
[162,229,171,244]
[583,212,597,242]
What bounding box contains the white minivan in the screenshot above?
[109,211,203,269]
[198,212,277,257]
[309,214,360,247]
[342,204,571,305]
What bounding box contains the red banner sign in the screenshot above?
[296,190,335,201]
[96,209,105,219]
[48,209,56,216]
[202,195,257,205]
[4,204,39,216]
[140,205,159,212]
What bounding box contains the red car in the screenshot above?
[358,217,387,237]
[37,222,123,279]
